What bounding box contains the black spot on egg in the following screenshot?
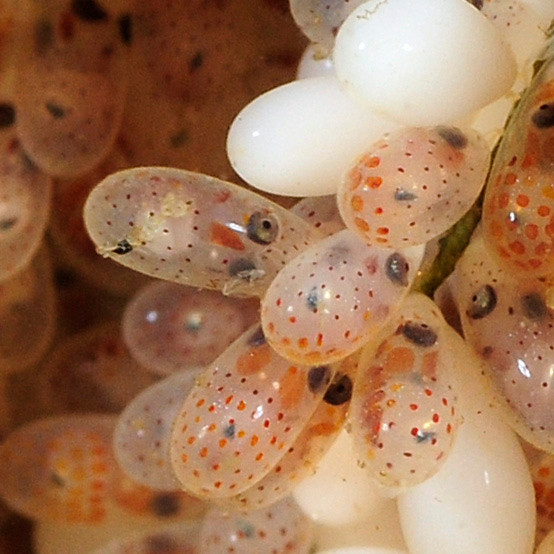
[247,326,266,347]
[151,493,181,517]
[118,13,133,45]
[399,321,437,347]
[467,284,497,319]
[532,103,554,129]
[306,286,319,312]
[394,188,417,201]
[112,239,133,255]
[46,103,66,120]
[34,19,54,54]
[229,258,257,280]
[71,0,108,22]
[385,253,409,286]
[521,292,547,319]
[323,373,352,406]
[0,103,15,128]
[307,365,332,393]
[246,212,279,245]
[436,126,468,149]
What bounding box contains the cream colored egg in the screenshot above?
[226,76,399,196]
[293,429,394,526]
[397,331,535,554]
[518,0,554,24]
[297,45,335,80]
[334,0,517,125]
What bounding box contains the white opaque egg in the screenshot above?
[227,76,400,196]
[293,430,394,527]
[334,0,517,125]
[537,529,554,554]
[297,45,335,80]
[397,330,535,554]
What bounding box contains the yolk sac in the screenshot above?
[83,167,322,297]
[0,246,56,374]
[199,496,313,554]
[261,228,424,366]
[169,324,341,499]
[0,113,52,283]
[35,321,157,416]
[350,293,460,489]
[113,369,203,491]
[0,415,117,523]
[482,54,554,279]
[122,281,259,376]
[13,0,131,177]
[454,235,554,453]
[337,126,490,248]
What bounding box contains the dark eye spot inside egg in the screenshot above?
[531,103,554,129]
[246,212,279,245]
[118,14,133,45]
[323,373,353,406]
[467,284,497,319]
[399,321,437,347]
[307,365,332,393]
[247,326,266,347]
[436,126,468,149]
[151,493,181,517]
[465,0,483,10]
[385,253,409,286]
[112,239,133,255]
[0,103,16,128]
[229,258,257,280]
[71,0,108,22]
[521,292,548,319]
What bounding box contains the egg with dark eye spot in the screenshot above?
[467,284,497,319]
[246,212,279,245]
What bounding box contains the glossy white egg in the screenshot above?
[334,0,517,125]
[227,76,399,196]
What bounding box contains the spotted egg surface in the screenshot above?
[455,235,554,452]
[199,496,313,554]
[84,167,321,297]
[350,293,460,489]
[261,229,424,365]
[122,281,259,375]
[169,325,336,498]
[483,52,554,278]
[338,126,490,247]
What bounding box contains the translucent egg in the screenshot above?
[220,354,357,511]
[226,76,400,197]
[293,429,395,527]
[397,323,536,554]
[0,245,56,373]
[0,105,52,282]
[0,414,117,523]
[454,235,554,452]
[49,147,151,297]
[261,229,424,365]
[517,0,554,27]
[291,195,345,237]
[199,496,314,553]
[122,281,259,375]
[482,51,554,278]
[170,324,339,498]
[36,322,156,415]
[13,0,129,176]
[84,167,322,297]
[113,369,202,491]
[480,0,547,69]
[338,126,490,247]
[528,449,554,544]
[296,45,335,80]
[334,0,517,125]
[290,0,366,56]
[350,293,460,489]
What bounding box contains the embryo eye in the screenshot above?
[246,211,279,245]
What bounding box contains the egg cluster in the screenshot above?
[0,0,553,553]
